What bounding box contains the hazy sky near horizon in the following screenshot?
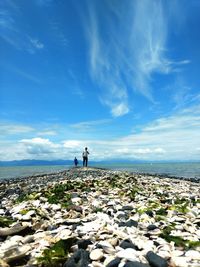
[0,0,200,161]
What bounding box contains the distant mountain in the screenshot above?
[0,159,198,167]
[0,159,72,167]
[0,159,148,167]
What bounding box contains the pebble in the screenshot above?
[90,249,104,261]
[0,167,199,267]
[185,250,200,259]
[105,257,121,267]
[124,262,150,267]
[146,251,168,267]
[116,248,139,261]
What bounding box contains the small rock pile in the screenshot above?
[0,167,199,267]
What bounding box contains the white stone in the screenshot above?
[90,249,104,261]
[26,210,36,217]
[54,229,72,240]
[22,214,32,221]
[171,256,189,267]
[97,241,115,254]
[91,262,104,267]
[10,203,27,214]
[91,200,102,207]
[0,209,5,215]
[71,197,82,204]
[22,235,34,244]
[8,235,23,243]
[185,250,200,260]
[51,204,61,211]
[12,214,23,220]
[32,200,40,207]
[3,244,31,262]
[116,248,138,261]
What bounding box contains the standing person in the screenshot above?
[82,147,89,167]
[74,157,78,167]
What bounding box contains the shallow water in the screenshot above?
[96,162,200,180]
[0,162,200,180]
[0,165,69,180]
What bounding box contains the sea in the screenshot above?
[0,162,200,181]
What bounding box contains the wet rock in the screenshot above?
[77,239,92,249]
[106,257,121,267]
[121,205,133,211]
[145,210,153,217]
[147,225,157,231]
[63,249,89,267]
[2,244,31,263]
[0,224,30,237]
[125,261,150,267]
[120,240,138,250]
[119,219,138,228]
[146,251,168,267]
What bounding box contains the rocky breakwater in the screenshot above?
[0,167,199,267]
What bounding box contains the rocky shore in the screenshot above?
[0,167,199,267]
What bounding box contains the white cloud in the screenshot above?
[30,38,44,49]
[63,140,81,149]
[111,102,129,117]
[19,137,60,156]
[0,105,199,161]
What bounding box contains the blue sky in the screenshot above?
[0,0,200,161]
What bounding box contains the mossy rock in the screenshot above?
[156,207,168,216]
[168,202,189,214]
[129,186,142,200]
[16,191,40,203]
[0,216,16,227]
[160,234,200,249]
[19,209,29,215]
[16,193,29,203]
[37,238,76,267]
[159,223,200,249]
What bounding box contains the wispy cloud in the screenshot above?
[84,3,129,117]
[50,21,68,47]
[0,123,34,135]
[0,4,44,53]
[4,65,42,84]
[82,0,189,115]
[29,38,44,50]
[70,119,111,130]
[37,130,57,136]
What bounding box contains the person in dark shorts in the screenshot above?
[82,147,89,167]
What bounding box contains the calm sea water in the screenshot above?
[0,162,200,180]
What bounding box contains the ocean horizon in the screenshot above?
[0,162,200,181]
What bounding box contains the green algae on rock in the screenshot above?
[0,216,16,227]
[37,238,76,267]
